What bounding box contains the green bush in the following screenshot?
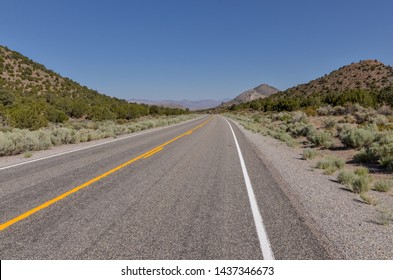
[45,107,68,123]
[289,123,315,137]
[307,131,334,149]
[291,111,307,123]
[378,155,393,171]
[323,118,336,129]
[353,148,376,163]
[360,192,378,205]
[337,170,357,186]
[352,175,372,194]
[337,168,372,193]
[354,166,369,177]
[7,106,48,130]
[374,180,393,192]
[302,148,318,160]
[316,106,333,116]
[316,156,345,174]
[339,127,375,149]
[273,131,296,147]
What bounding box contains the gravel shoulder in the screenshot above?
[232,120,393,259]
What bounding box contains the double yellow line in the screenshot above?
[0,117,211,231]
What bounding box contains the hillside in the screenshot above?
[0,46,187,129]
[224,60,393,112]
[285,60,393,96]
[221,83,279,107]
[0,46,87,95]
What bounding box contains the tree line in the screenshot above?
[0,87,189,130]
[227,87,393,113]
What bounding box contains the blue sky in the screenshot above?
[1,0,393,100]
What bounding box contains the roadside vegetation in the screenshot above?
[226,103,393,225]
[0,114,199,157]
[0,45,201,157]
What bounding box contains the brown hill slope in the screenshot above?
[285,60,393,96]
[0,45,90,95]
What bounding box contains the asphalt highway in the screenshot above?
[0,115,333,259]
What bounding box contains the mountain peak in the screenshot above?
[221,83,279,107]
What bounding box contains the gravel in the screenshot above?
[233,121,393,259]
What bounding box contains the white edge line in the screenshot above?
[224,117,275,260]
[0,115,207,171]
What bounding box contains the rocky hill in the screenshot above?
[221,83,279,107]
[0,46,92,95]
[285,60,393,96]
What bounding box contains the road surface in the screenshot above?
[0,115,333,259]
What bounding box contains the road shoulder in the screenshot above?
[231,119,393,259]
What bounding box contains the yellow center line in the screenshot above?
[0,117,212,231]
[143,147,163,159]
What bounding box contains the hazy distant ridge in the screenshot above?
[128,98,230,110]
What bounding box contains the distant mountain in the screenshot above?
[285,60,393,96]
[221,84,279,107]
[129,98,231,110]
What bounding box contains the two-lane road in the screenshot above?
[0,115,333,259]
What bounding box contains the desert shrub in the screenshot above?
[317,105,333,116]
[291,111,307,123]
[289,123,314,137]
[279,124,288,132]
[323,118,337,129]
[338,168,372,193]
[353,112,367,124]
[353,148,376,163]
[343,114,357,124]
[34,130,52,150]
[378,156,393,171]
[377,105,393,116]
[23,151,33,158]
[0,132,15,156]
[337,170,357,186]
[360,193,378,205]
[273,131,296,146]
[349,104,367,114]
[352,175,372,194]
[333,106,346,115]
[362,131,393,169]
[377,207,393,225]
[302,148,318,160]
[354,166,369,177]
[252,115,263,123]
[307,130,334,149]
[272,112,291,122]
[316,156,345,174]
[303,107,317,116]
[374,180,393,192]
[339,127,375,149]
[370,115,388,126]
[50,127,73,145]
[354,108,378,124]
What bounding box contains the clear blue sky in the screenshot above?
[1,0,393,100]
